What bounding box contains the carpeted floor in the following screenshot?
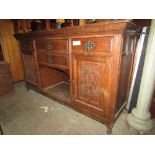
[0,82,154,135]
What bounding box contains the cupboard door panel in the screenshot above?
[72,55,110,119]
[23,54,37,85]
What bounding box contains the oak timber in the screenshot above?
[15,20,139,134]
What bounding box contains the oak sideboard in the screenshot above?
[15,20,139,134]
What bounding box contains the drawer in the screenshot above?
[20,40,34,54]
[36,39,68,53]
[37,54,69,67]
[72,37,113,53]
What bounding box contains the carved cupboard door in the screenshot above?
[71,54,111,121]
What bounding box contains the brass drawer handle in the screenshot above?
[84,41,95,52]
[72,80,75,87]
[45,42,53,50]
[48,55,53,63]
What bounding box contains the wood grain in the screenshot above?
[0,62,14,97]
[15,20,139,134]
[0,19,24,81]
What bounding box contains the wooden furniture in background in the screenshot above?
[0,41,4,61]
[0,61,14,97]
[15,20,138,134]
[0,19,24,82]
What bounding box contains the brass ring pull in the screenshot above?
[45,42,53,50]
[48,55,53,63]
[84,41,95,52]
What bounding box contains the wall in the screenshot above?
[0,19,24,82]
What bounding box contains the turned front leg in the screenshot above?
[106,124,113,135]
[25,81,30,91]
[0,124,3,135]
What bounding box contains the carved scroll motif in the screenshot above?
[78,63,101,105]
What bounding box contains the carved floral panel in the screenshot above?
[77,61,104,106]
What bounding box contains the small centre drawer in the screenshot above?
[37,53,69,67]
[36,39,68,53]
[72,37,113,53]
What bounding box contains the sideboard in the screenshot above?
[15,20,139,134]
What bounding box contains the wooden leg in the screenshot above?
[0,124,3,135]
[106,127,112,135]
[106,124,113,135]
[25,82,30,91]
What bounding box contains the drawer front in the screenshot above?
[36,39,68,53]
[72,37,113,53]
[38,54,68,67]
[20,40,34,54]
